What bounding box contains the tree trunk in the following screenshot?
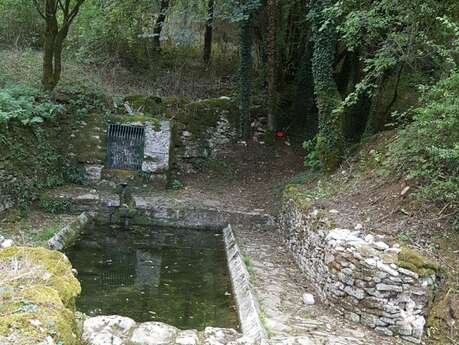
[311,0,344,172]
[39,0,84,91]
[338,51,371,142]
[42,25,68,91]
[153,0,169,52]
[364,66,403,137]
[203,0,214,64]
[52,30,67,87]
[266,0,276,131]
[239,17,253,140]
[294,39,317,140]
[42,0,58,90]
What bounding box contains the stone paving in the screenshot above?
[232,223,409,345]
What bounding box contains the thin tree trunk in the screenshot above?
[42,0,58,90]
[53,30,67,87]
[266,0,276,130]
[239,17,253,140]
[153,0,169,52]
[203,0,214,64]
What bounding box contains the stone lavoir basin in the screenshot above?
[65,225,239,331]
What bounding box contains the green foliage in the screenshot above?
[303,138,320,170]
[32,222,62,242]
[388,72,459,211]
[62,161,87,185]
[334,0,459,109]
[38,196,71,214]
[222,0,262,22]
[0,84,62,125]
[168,179,184,190]
[0,0,42,47]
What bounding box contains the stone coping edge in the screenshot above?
[223,225,268,342]
[48,212,94,251]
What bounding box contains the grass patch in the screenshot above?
[31,222,62,243]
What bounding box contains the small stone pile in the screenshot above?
[207,115,237,156]
[251,116,268,143]
[279,199,439,344]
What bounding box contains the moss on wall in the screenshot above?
[60,112,107,164]
[283,184,313,212]
[0,122,65,209]
[124,95,238,137]
[175,98,238,138]
[0,247,81,345]
[397,246,439,277]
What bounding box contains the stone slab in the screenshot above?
[223,226,267,341]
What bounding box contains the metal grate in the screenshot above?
[99,271,135,289]
[107,124,145,171]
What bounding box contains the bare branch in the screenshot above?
[68,0,85,24]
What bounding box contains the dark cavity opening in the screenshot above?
[107,123,145,171]
[65,226,239,330]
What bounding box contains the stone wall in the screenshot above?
[0,123,65,213]
[177,114,237,174]
[279,199,438,344]
[173,97,238,173]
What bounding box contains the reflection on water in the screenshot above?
[66,226,239,330]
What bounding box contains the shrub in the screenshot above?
[0,0,43,48]
[303,137,321,171]
[388,73,459,211]
[38,196,70,214]
[0,84,62,125]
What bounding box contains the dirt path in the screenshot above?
[179,141,305,213]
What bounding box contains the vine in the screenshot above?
[310,0,344,171]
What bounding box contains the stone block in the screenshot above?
[344,286,365,300]
[130,322,178,345]
[375,327,393,336]
[142,121,171,174]
[361,314,377,328]
[376,283,403,292]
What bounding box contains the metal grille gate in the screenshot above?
[106,124,145,170]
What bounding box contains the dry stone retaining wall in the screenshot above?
[177,114,237,173]
[279,199,438,344]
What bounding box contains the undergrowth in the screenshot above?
[387,73,459,229]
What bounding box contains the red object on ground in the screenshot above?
[275,131,285,139]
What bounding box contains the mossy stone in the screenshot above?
[283,184,313,212]
[0,247,81,345]
[61,112,107,164]
[174,98,238,139]
[0,247,81,308]
[124,95,165,114]
[397,246,439,277]
[108,113,161,130]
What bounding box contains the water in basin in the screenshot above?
[66,225,239,330]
